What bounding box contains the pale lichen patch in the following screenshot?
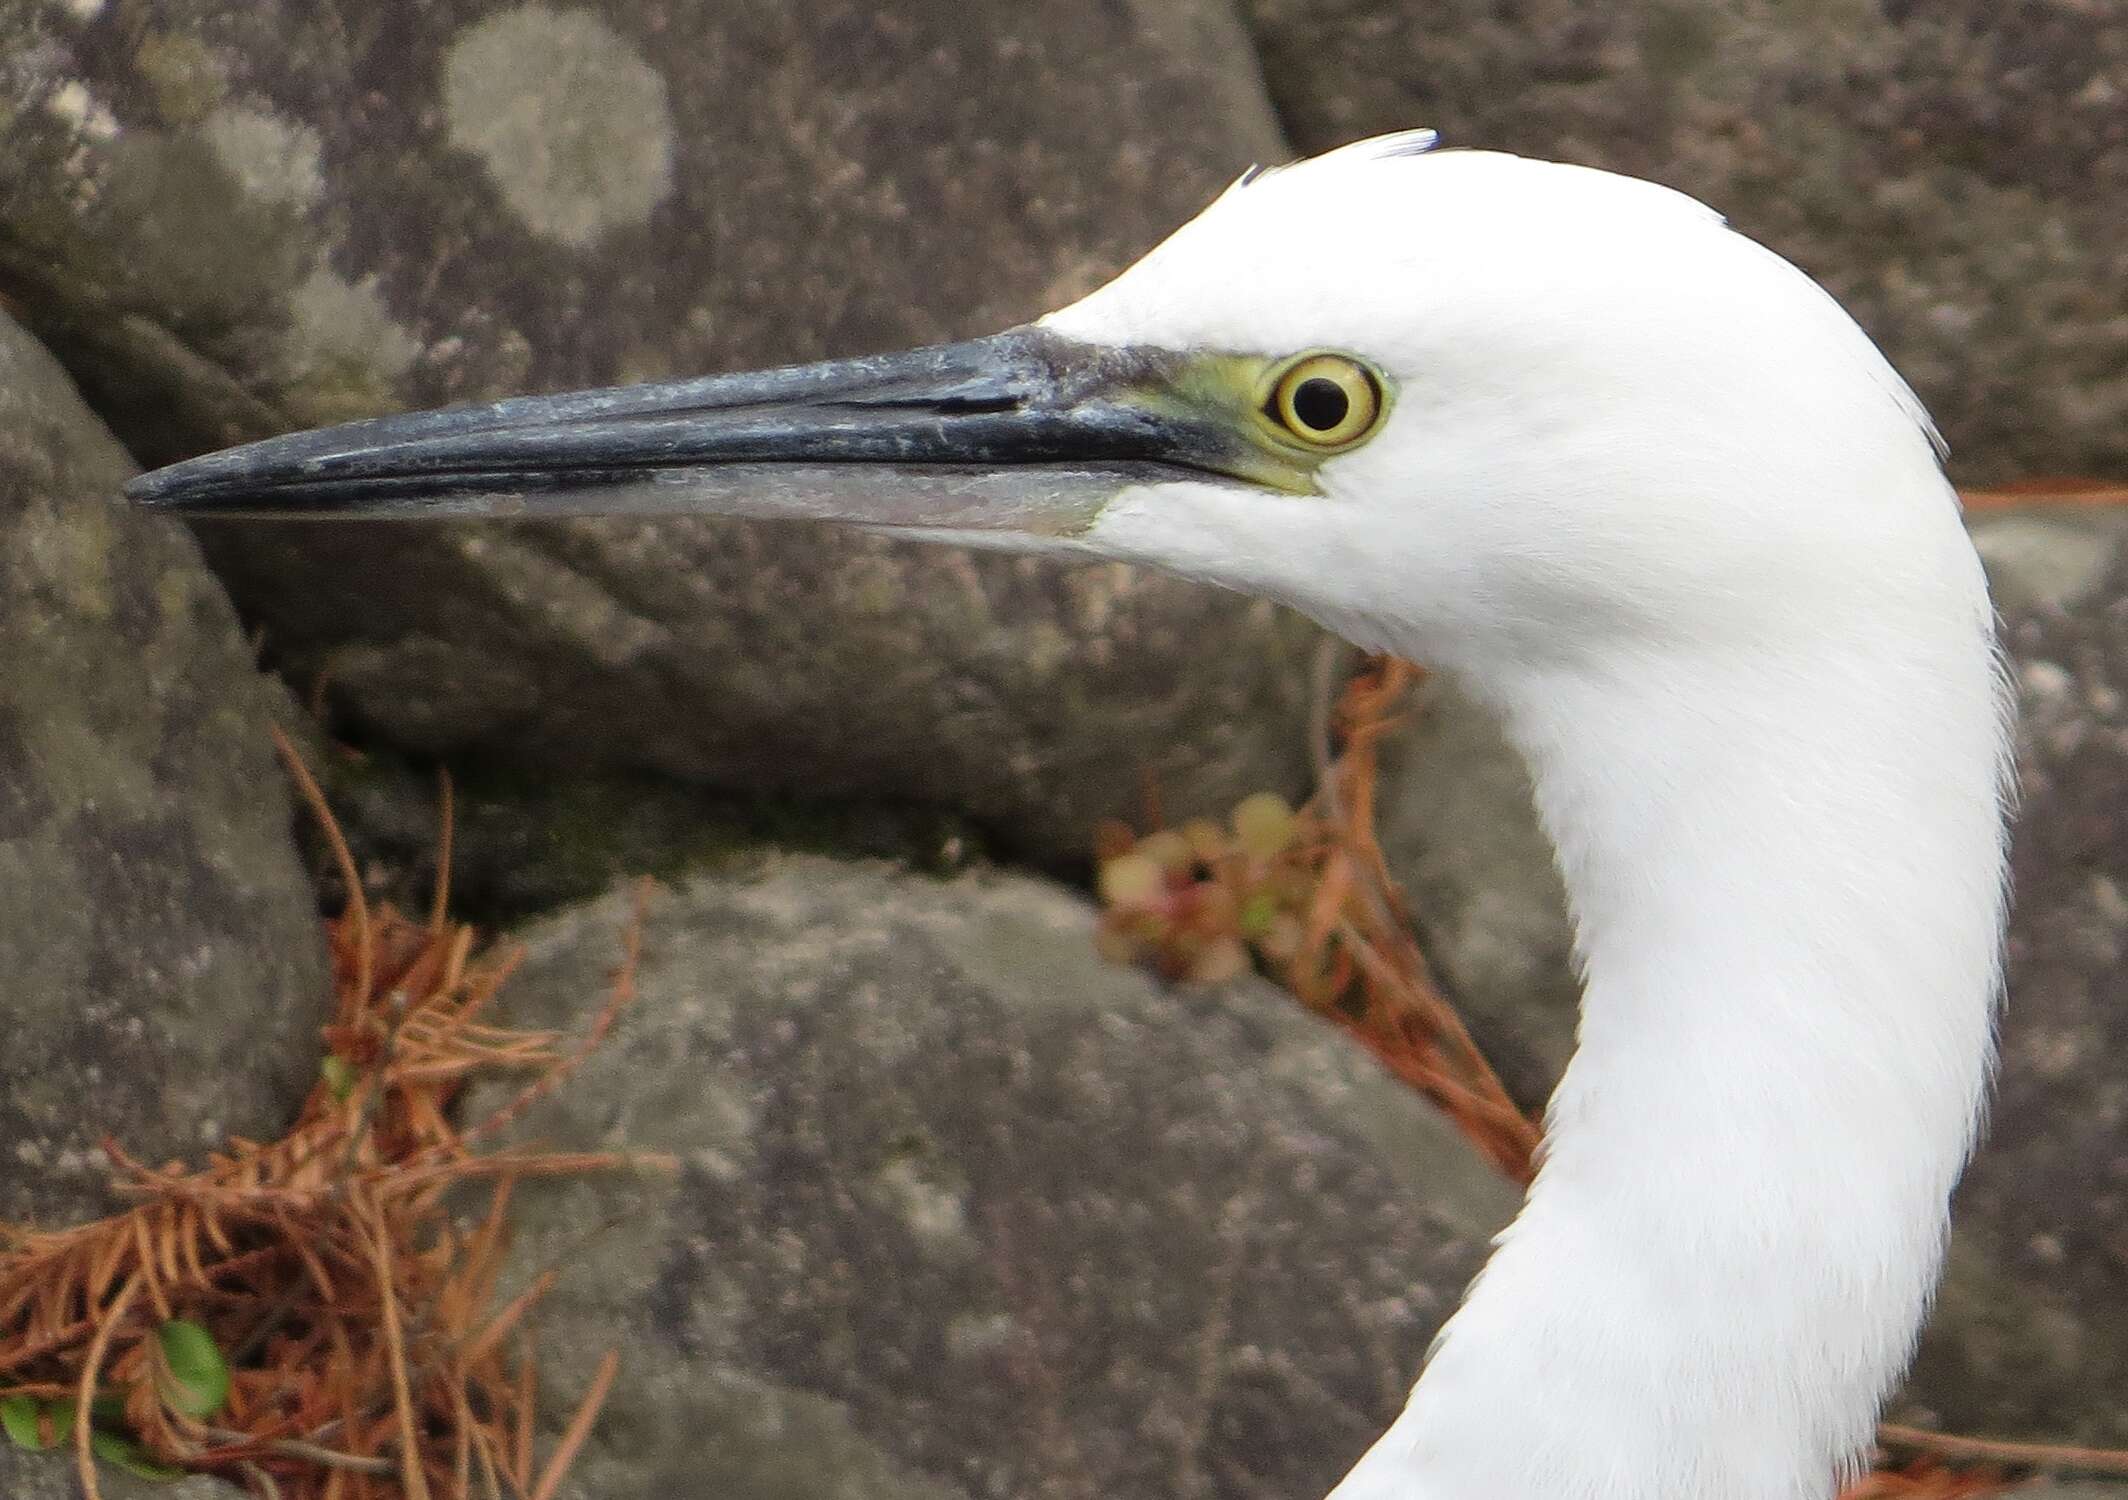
[870,1156,973,1253]
[441,5,676,249]
[204,103,324,208]
[45,79,119,140]
[134,32,226,124]
[288,264,422,383]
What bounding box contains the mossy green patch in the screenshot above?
[317,748,984,928]
[283,352,412,427]
[134,33,226,126]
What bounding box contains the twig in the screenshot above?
[1877,1422,2128,1477]
[204,1426,398,1476]
[1960,481,2128,514]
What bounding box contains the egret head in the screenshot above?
[130,132,1953,681]
[1038,134,1956,675]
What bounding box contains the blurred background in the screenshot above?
[0,3,2122,1497]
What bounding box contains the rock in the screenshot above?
[1369,506,2128,1443]
[1240,0,2128,484]
[307,747,984,929]
[0,311,328,1228]
[0,0,1321,863]
[1902,508,2128,1447]
[0,1447,244,1500]
[467,860,1518,1500]
[1373,673,1578,1110]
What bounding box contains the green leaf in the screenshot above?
[0,1394,45,1450]
[3,1392,187,1479]
[44,1397,79,1444]
[93,1428,185,1481]
[320,1054,358,1100]
[156,1319,231,1420]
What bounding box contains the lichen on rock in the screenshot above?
[0,310,329,1229]
[441,5,677,249]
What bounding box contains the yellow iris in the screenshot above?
[1265,354,1384,450]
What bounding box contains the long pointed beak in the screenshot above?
[126,329,1254,538]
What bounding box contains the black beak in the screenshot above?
[126,328,1251,538]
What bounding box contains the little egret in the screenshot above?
[131,132,2014,1500]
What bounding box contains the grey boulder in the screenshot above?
[467,859,1518,1500]
[0,311,328,1227]
[0,1448,244,1500]
[1373,675,1577,1112]
[1904,510,2128,1446]
[0,0,1321,863]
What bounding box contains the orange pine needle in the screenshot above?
[429,767,457,935]
[361,1198,430,1500]
[461,879,651,1149]
[272,723,373,1015]
[0,736,652,1499]
[513,1337,536,1488]
[1959,479,2128,513]
[75,1274,141,1500]
[528,1349,619,1500]
[462,1273,558,1371]
[1876,1422,2128,1478]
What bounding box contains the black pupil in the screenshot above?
[1290,376,1351,432]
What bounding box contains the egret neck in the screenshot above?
[1335,577,2010,1499]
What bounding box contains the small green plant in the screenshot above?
[0,1333,203,1480]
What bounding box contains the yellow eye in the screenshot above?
[1265,354,1383,449]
